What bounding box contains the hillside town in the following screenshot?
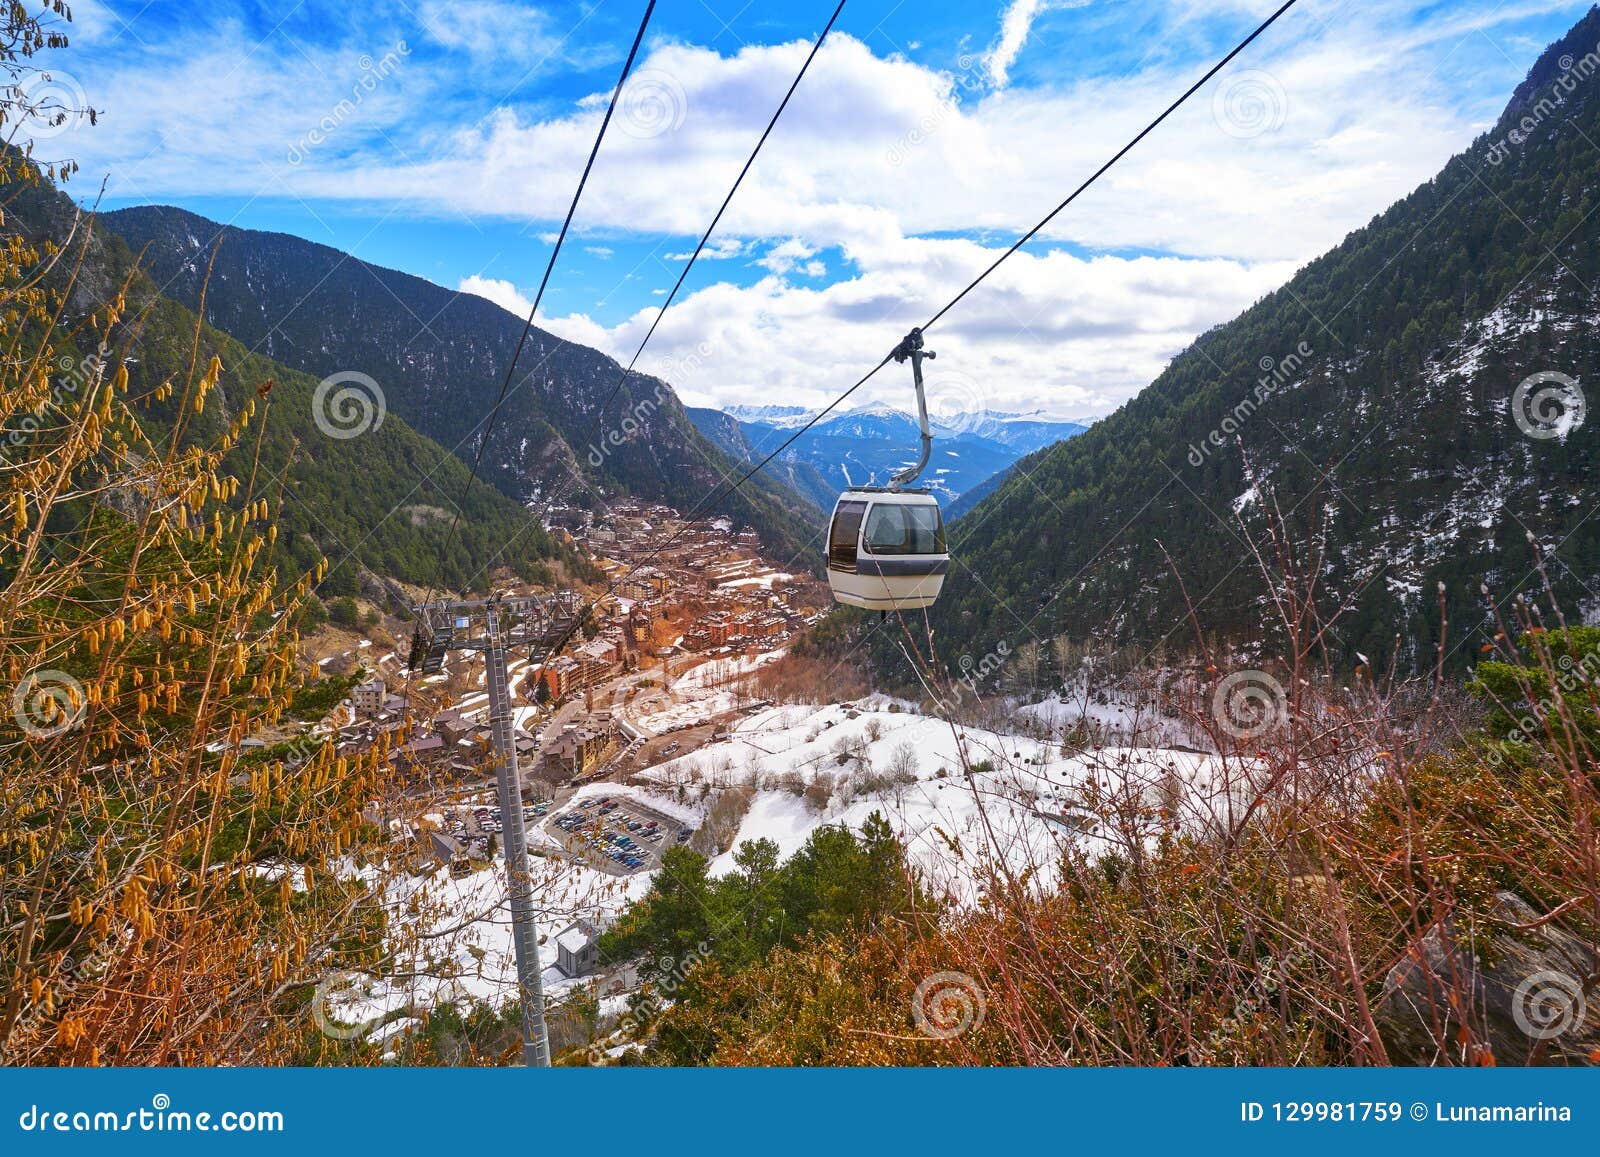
[306,499,826,889]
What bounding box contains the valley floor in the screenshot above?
[326,657,1234,1054]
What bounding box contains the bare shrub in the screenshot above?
[751,652,870,706]
[804,773,836,812]
[867,488,1600,1067]
[885,742,919,784]
[694,785,756,856]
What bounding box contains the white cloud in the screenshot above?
[585,245,614,258]
[545,230,1295,422]
[984,0,1062,89]
[757,238,817,274]
[666,238,744,261]
[458,274,532,317]
[78,5,1572,266]
[415,0,617,69]
[417,0,548,61]
[257,12,1533,267]
[62,0,1596,419]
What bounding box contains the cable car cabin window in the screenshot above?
[863,503,946,556]
[828,501,867,569]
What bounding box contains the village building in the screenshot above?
[554,919,602,977]
[351,676,405,718]
[540,720,617,783]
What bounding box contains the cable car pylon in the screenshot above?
[409,595,567,1066]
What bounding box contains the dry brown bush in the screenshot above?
[751,652,870,705]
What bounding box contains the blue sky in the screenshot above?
[42,0,1600,419]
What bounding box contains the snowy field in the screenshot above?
[640,698,1226,897]
[327,804,670,1041]
[624,651,784,735]
[1019,682,1198,749]
[332,693,1244,1044]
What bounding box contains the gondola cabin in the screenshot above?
[826,488,948,611]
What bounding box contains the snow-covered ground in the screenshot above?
[631,693,743,736]
[335,693,1243,1041]
[1018,682,1197,749]
[334,779,703,1036]
[719,572,795,590]
[640,699,1228,897]
[674,650,785,691]
[623,651,782,735]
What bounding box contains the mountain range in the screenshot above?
[3,165,590,606]
[689,401,1088,510]
[100,206,820,568]
[882,8,1600,678]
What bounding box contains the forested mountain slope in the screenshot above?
[4,168,581,601]
[897,9,1600,676]
[103,206,819,563]
[686,406,835,514]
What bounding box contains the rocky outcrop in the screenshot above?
[1377,891,1599,1065]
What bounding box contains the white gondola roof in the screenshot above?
[835,488,939,506]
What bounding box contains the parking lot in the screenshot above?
[434,799,551,873]
[543,795,691,875]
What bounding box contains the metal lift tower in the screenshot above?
[411,595,574,1067]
